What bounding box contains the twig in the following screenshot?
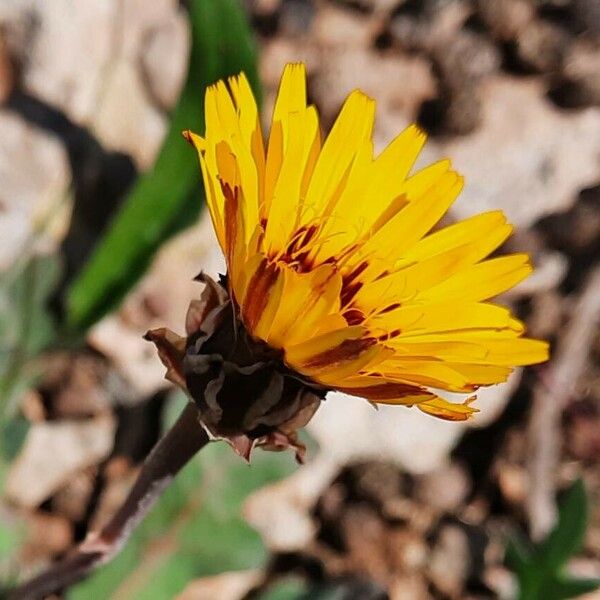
[527,265,600,541]
[9,402,209,600]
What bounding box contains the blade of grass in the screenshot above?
[66,0,259,334]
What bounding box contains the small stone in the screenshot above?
[515,21,570,73]
[537,185,600,257]
[422,31,501,135]
[38,352,113,419]
[390,0,470,53]
[415,463,470,512]
[527,290,565,339]
[434,30,501,85]
[571,0,600,37]
[429,76,600,228]
[140,9,190,110]
[21,0,119,125]
[279,0,316,37]
[5,415,116,509]
[497,462,528,506]
[440,85,484,135]
[22,512,73,562]
[553,39,600,108]
[476,0,534,41]
[51,467,97,523]
[0,30,15,102]
[0,111,70,270]
[93,59,167,170]
[427,524,470,596]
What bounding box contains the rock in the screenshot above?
[415,463,470,512]
[423,31,501,135]
[5,415,116,509]
[6,0,186,169]
[139,8,189,110]
[306,6,436,143]
[0,110,70,270]
[279,0,316,37]
[475,0,535,41]
[427,523,470,596]
[571,0,600,37]
[312,47,436,145]
[536,185,600,288]
[553,39,600,108]
[389,0,471,53]
[51,467,97,523]
[433,30,501,85]
[527,290,565,339]
[39,352,115,418]
[515,20,570,73]
[93,59,167,170]
[0,30,15,102]
[311,4,374,49]
[21,512,73,562]
[21,0,119,125]
[244,457,337,551]
[309,383,517,473]
[427,76,600,228]
[388,575,431,600]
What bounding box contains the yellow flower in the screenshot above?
[183,63,549,422]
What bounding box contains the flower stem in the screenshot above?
[9,402,209,600]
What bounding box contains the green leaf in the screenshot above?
[65,0,259,333]
[539,576,600,600]
[0,417,30,461]
[505,534,532,577]
[537,479,588,572]
[259,578,308,600]
[0,254,60,419]
[506,479,595,600]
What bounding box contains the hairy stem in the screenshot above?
[9,402,209,600]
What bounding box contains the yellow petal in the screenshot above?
[354,166,463,278]
[369,302,524,338]
[285,326,367,367]
[418,254,532,302]
[390,336,549,366]
[302,90,375,225]
[268,264,342,348]
[417,396,479,421]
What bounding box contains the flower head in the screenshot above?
[150,63,548,460]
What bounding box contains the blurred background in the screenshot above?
[0,0,599,598]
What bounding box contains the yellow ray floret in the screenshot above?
[184,63,549,421]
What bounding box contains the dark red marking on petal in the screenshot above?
[339,381,427,400]
[340,281,363,307]
[300,224,318,248]
[344,308,365,326]
[243,259,280,332]
[380,302,401,314]
[284,225,308,257]
[345,261,369,285]
[220,180,240,266]
[378,328,402,341]
[302,337,377,370]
